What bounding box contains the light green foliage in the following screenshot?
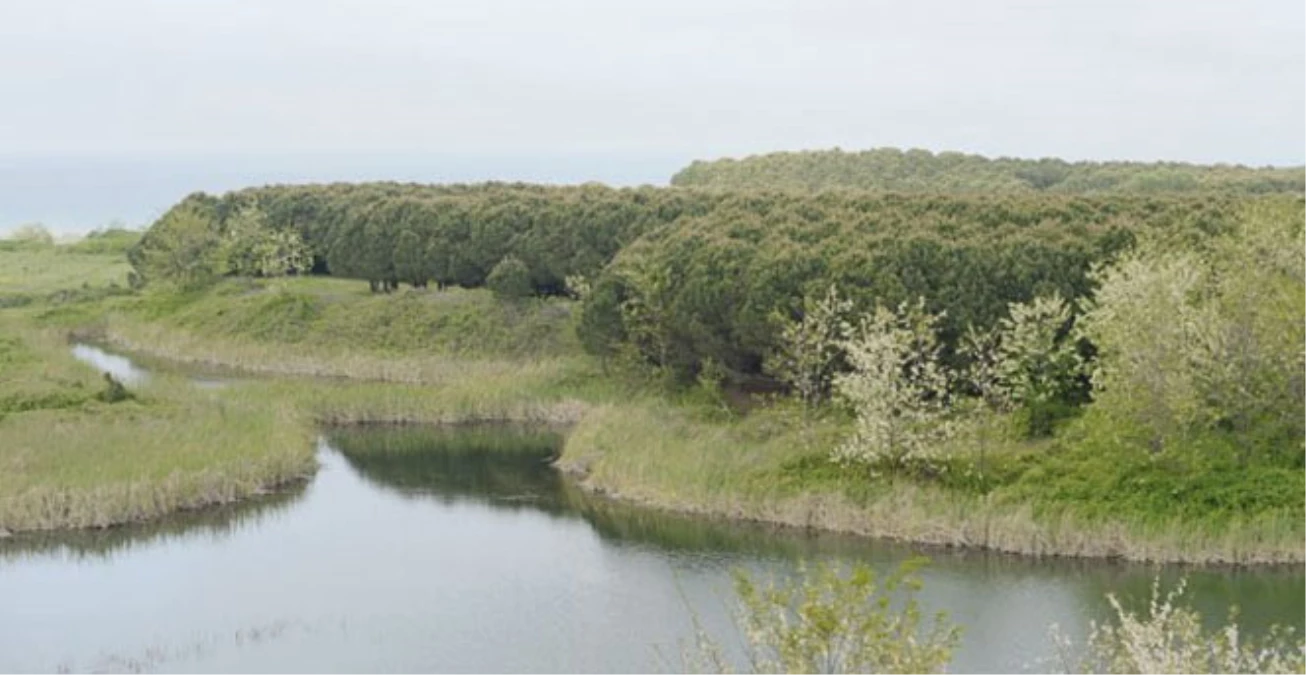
[563,274,590,300]
[486,255,533,299]
[963,293,1090,437]
[128,202,223,289]
[993,293,1083,408]
[618,263,678,373]
[687,560,960,674]
[217,205,311,278]
[1080,202,1305,456]
[1056,578,1306,674]
[63,227,142,255]
[766,285,853,408]
[832,300,954,471]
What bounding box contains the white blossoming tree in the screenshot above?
[832,299,954,472]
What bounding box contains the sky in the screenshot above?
[0,0,1303,229]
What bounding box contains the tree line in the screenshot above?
[671,147,1306,196]
[130,182,725,293]
[129,182,1300,405]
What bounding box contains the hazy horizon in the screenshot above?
[2,0,1303,232]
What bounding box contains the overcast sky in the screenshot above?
[0,0,1303,165]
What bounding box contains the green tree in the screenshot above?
[393,229,427,287]
[1079,202,1305,458]
[766,285,853,408]
[217,205,311,277]
[128,203,222,289]
[486,255,532,299]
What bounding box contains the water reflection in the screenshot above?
[0,484,307,563]
[2,417,1300,673]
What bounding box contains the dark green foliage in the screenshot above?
[672,147,1306,195]
[96,372,132,403]
[486,255,533,299]
[147,182,727,296]
[584,191,1269,381]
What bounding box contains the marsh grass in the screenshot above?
[0,321,314,532]
[557,401,1304,565]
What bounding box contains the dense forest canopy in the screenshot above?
[130,182,727,293]
[130,178,1300,389]
[670,147,1306,195]
[578,192,1286,379]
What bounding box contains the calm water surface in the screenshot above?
[1,349,1300,673]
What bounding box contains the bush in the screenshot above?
[684,560,961,674]
[486,255,533,300]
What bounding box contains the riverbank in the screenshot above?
[70,310,1306,564]
[3,254,1301,563]
[0,321,315,532]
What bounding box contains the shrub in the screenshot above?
[486,255,533,300]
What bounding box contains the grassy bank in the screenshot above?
[0,319,315,532]
[557,402,1302,565]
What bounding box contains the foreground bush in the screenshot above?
[1055,578,1306,674]
[685,560,961,674]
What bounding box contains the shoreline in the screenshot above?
[23,321,1302,567]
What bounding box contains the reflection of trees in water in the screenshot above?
[328,423,575,517]
[330,422,1306,635]
[0,484,306,562]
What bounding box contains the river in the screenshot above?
[0,346,1299,673]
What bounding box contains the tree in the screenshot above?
[1079,202,1305,458]
[766,285,854,408]
[127,203,222,289]
[217,205,310,277]
[8,223,54,246]
[486,255,532,299]
[832,300,954,472]
[1054,578,1306,674]
[393,229,427,287]
[991,293,1087,436]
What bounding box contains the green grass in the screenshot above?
[0,247,132,295]
[0,316,314,532]
[117,276,581,358]
[556,400,1304,564]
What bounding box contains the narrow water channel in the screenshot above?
[1,347,1300,673]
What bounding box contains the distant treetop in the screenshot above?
[670,147,1305,196]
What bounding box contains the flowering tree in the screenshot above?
[832,299,954,472]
